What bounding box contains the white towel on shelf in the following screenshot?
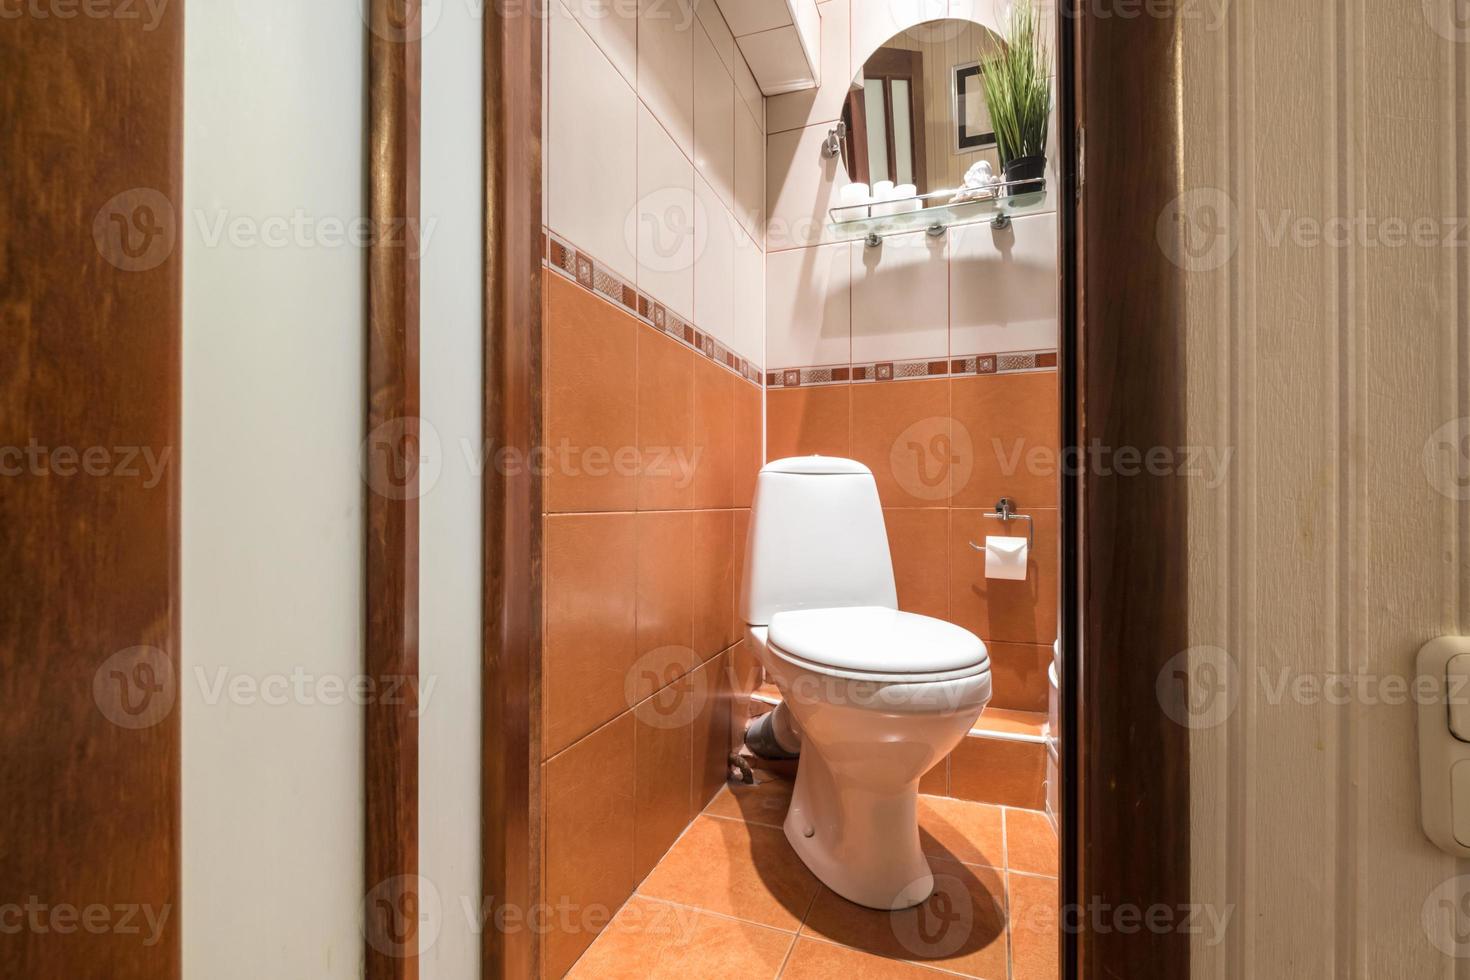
[950,160,1001,204]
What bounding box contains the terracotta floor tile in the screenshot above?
[637,814,821,931]
[703,776,794,828]
[1004,808,1059,877]
[917,795,1004,869]
[800,858,1008,978]
[1007,872,1060,980]
[780,938,957,979]
[567,895,794,979]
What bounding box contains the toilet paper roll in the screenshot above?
[985,535,1029,580]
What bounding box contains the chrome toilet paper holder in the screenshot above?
[968,497,1034,551]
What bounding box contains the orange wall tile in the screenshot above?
[633,682,695,881]
[733,381,762,508]
[544,712,637,977]
[540,267,763,968]
[949,507,1059,647]
[883,508,950,621]
[951,372,1060,508]
[851,377,953,506]
[692,357,736,509]
[950,735,1047,810]
[985,641,1053,713]
[545,272,638,513]
[636,329,695,510]
[766,384,850,460]
[544,513,638,757]
[692,509,735,661]
[634,511,695,693]
[691,651,734,813]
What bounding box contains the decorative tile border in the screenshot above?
[543,229,762,387]
[767,350,1058,388]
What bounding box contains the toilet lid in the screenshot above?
[767,606,988,677]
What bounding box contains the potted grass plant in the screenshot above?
[980,0,1051,195]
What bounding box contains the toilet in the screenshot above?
[739,456,992,910]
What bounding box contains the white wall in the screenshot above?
[182,2,365,977]
[1183,1,1470,975]
[420,0,484,974]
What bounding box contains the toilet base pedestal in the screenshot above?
[783,747,935,910]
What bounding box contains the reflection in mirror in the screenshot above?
[833,14,1047,231]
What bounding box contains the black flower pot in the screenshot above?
[1003,155,1046,196]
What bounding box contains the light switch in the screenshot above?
[1450,654,1470,742]
[1419,637,1470,857]
[1454,761,1470,847]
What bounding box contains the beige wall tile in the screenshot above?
[765,241,851,367]
[852,230,950,362]
[638,0,696,155]
[549,0,638,279]
[636,105,696,320]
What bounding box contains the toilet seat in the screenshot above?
[763,606,989,683]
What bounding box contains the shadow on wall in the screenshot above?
[948,237,1057,325]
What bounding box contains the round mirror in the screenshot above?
[835,15,1048,212]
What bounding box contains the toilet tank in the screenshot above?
[740,456,898,626]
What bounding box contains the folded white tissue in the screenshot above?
[950,160,1002,204]
[984,534,1029,580]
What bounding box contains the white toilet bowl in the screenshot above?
[739,457,992,910]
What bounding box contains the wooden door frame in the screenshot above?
[1,5,185,977]
[364,1,423,977]
[1059,1,1192,978]
[861,46,929,194]
[475,2,1194,978]
[481,1,543,977]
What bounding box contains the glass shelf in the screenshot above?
[828,180,1049,244]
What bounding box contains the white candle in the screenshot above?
[893,184,918,213]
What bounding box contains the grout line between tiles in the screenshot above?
[625,892,801,937]
[791,935,992,980]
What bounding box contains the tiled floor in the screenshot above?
[567,777,1060,979]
